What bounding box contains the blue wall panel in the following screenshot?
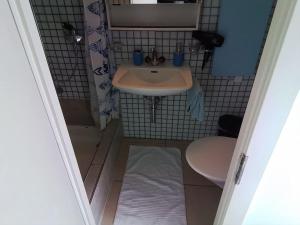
[212,0,274,76]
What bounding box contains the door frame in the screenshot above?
[8,0,300,225]
[7,1,96,225]
[215,0,300,224]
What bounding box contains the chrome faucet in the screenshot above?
[145,47,165,66]
[151,47,159,66]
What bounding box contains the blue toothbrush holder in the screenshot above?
[173,52,184,67]
[133,50,144,66]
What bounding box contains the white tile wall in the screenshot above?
[30,0,274,140]
[30,0,89,99]
[112,0,269,140]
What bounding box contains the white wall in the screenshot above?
[241,2,300,224]
[0,1,88,224]
[242,92,300,225]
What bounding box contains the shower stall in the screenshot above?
[29,0,92,124]
[29,0,122,223]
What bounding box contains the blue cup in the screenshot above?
[133,50,144,66]
[173,52,184,67]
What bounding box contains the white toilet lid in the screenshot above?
[186,136,237,184]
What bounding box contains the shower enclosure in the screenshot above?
[29,0,122,223]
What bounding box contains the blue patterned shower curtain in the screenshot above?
[83,0,118,130]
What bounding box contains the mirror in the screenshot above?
[106,0,202,30]
[110,0,198,4]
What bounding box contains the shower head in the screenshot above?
[62,22,83,45]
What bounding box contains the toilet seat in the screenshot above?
[186,136,237,188]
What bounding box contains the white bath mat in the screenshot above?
[113,146,187,225]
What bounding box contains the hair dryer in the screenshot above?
[192,31,224,70]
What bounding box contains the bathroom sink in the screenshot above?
[112,64,193,96]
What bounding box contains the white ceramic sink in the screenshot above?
[112,64,193,96]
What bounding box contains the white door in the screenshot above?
[215,1,300,224]
[0,1,95,224]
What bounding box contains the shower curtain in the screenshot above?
[83,0,119,130]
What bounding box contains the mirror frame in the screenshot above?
[105,0,202,31]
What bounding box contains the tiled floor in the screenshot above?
[102,138,222,225]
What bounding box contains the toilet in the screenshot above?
[186,136,237,188]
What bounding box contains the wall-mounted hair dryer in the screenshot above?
[192,31,224,70]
